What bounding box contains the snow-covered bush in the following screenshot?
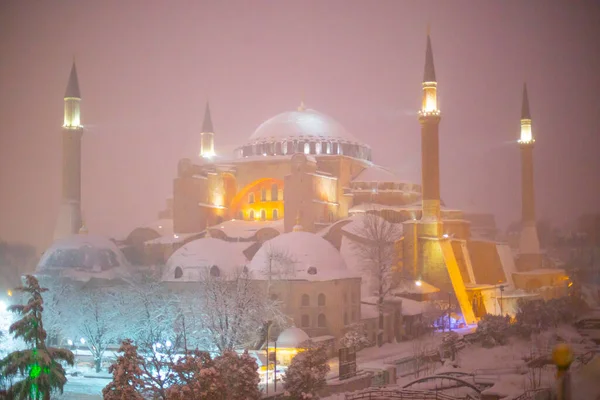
[283,341,330,400]
[339,323,371,351]
[102,339,145,400]
[166,350,225,400]
[214,350,261,400]
[476,314,512,347]
[516,297,585,337]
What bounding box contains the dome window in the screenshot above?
[307,266,317,275]
[210,265,220,278]
[174,266,183,279]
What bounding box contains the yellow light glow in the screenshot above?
[63,98,82,128]
[519,119,534,144]
[7,289,12,297]
[415,280,422,287]
[421,82,438,114]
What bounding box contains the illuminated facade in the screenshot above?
[53,62,84,242]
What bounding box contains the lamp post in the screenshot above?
[499,285,505,316]
[265,320,272,395]
[448,292,452,331]
[552,343,573,400]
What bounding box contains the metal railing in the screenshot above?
[345,388,466,400]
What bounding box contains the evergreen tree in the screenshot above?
[102,339,145,400]
[0,275,74,400]
[283,342,330,400]
[214,350,261,400]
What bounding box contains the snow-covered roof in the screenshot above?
[352,165,410,183]
[209,219,284,239]
[512,268,566,276]
[163,237,250,282]
[37,234,130,282]
[360,303,380,319]
[277,327,310,348]
[395,297,427,316]
[247,108,361,144]
[391,280,440,295]
[144,231,202,245]
[248,231,358,281]
[141,218,173,236]
[341,213,403,241]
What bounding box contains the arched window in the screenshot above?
[304,142,310,154]
[174,267,183,279]
[260,209,266,221]
[248,193,255,204]
[282,141,288,155]
[261,188,267,202]
[249,210,255,220]
[318,314,327,328]
[271,184,278,201]
[326,142,331,154]
[210,265,220,278]
[301,294,310,307]
[318,293,326,306]
[315,142,321,154]
[272,209,279,220]
[238,211,244,220]
[307,266,317,275]
[301,314,310,328]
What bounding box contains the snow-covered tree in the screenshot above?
[214,350,261,400]
[166,350,225,400]
[65,287,124,373]
[476,314,512,347]
[339,323,371,351]
[348,212,402,346]
[0,275,74,400]
[283,341,330,400]
[37,276,73,346]
[195,266,285,353]
[102,339,145,400]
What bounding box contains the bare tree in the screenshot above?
[348,212,402,346]
[38,276,73,346]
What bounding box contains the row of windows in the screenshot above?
[301,293,326,307]
[248,184,280,204]
[237,140,372,161]
[299,310,358,329]
[242,209,279,221]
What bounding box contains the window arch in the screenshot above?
[174,267,183,279]
[318,293,326,306]
[318,314,327,328]
[248,192,255,204]
[301,294,310,307]
[260,209,266,221]
[210,265,220,278]
[271,184,278,201]
[261,188,267,202]
[304,142,310,154]
[272,209,279,220]
[282,141,288,155]
[301,314,310,328]
[249,210,255,220]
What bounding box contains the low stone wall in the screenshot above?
[319,371,374,397]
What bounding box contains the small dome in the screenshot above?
[248,231,353,281]
[163,237,249,282]
[248,109,358,143]
[37,234,129,280]
[277,327,310,348]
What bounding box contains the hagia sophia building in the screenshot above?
[41,33,569,346]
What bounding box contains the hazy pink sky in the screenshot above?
[1,0,599,251]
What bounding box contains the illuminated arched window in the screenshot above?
[301,294,310,307]
[304,142,310,154]
[318,314,327,328]
[260,209,266,221]
[326,142,331,154]
[261,188,267,202]
[249,210,255,220]
[318,293,326,306]
[248,193,255,204]
[272,209,278,220]
[271,184,278,201]
[282,141,288,155]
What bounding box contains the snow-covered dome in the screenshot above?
[163,237,249,282]
[235,108,371,161]
[277,327,310,348]
[248,231,355,281]
[37,234,129,281]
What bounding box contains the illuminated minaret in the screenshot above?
[517,83,541,269]
[199,102,215,158]
[418,32,442,237]
[53,62,84,241]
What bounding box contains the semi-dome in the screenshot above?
[235,107,371,161]
[248,231,355,281]
[37,234,129,281]
[277,327,310,348]
[163,237,249,282]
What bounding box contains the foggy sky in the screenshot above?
[1,0,599,252]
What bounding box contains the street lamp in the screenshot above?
[498,284,505,315]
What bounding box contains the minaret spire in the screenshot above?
[423,33,436,83]
[54,61,84,241]
[521,83,531,120]
[199,101,216,158]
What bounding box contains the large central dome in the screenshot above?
[235,106,371,161]
[249,108,358,142]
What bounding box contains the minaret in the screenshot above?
[199,102,215,158]
[418,32,442,237]
[517,83,541,269]
[53,61,84,241]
